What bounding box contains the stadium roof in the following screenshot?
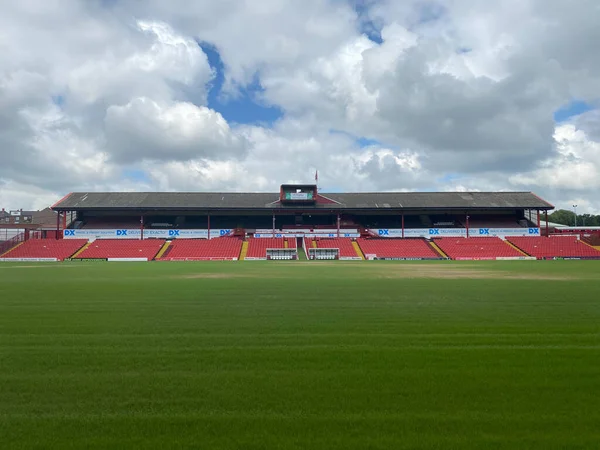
[51,191,554,212]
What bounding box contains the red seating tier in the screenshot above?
[434,237,523,260]
[161,238,242,261]
[508,236,600,259]
[1,239,87,261]
[314,238,358,258]
[357,238,440,259]
[75,239,165,260]
[246,238,292,258]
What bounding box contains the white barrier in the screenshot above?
[495,257,537,261]
[0,258,58,262]
[254,233,360,238]
[107,258,148,262]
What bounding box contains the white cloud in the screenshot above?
[1,0,600,214]
[105,98,247,163]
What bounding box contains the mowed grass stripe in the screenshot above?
[1,261,599,449]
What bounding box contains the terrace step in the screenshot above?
[0,242,23,258]
[351,241,365,260]
[505,240,529,256]
[155,241,171,260]
[239,241,249,260]
[70,242,91,259]
[429,241,449,259]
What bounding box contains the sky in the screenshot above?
[1,0,600,213]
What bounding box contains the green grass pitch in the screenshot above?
[1,261,600,449]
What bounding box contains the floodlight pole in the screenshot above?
[466,214,470,238]
[140,215,144,240]
[573,204,577,227]
[337,214,340,238]
[401,213,405,238]
[272,214,275,236]
[207,214,211,240]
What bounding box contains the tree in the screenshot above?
[547,210,600,227]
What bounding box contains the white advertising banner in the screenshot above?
[254,233,360,238]
[0,258,58,262]
[63,229,233,240]
[371,228,541,238]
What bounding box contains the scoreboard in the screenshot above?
[280,184,317,204]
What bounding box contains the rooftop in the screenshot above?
[51,191,554,212]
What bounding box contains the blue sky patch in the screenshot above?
[122,169,150,183]
[554,100,595,122]
[52,95,65,108]
[199,42,283,126]
[353,1,383,44]
[329,129,385,148]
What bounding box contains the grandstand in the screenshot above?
[1,184,599,261]
[434,237,526,260]
[160,237,243,261]
[357,238,441,260]
[508,235,600,260]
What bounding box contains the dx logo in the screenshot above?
[378,229,390,236]
[528,228,540,235]
[479,228,490,235]
[64,230,76,236]
[429,229,440,235]
[116,230,128,236]
[219,229,231,236]
[168,230,180,237]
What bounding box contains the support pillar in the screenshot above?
[401,213,405,239]
[545,212,549,237]
[537,209,541,228]
[63,211,67,230]
[337,214,340,238]
[56,211,61,240]
[272,214,276,236]
[466,214,470,238]
[140,215,144,240]
[207,214,211,240]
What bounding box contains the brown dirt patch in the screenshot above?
[174,273,249,279]
[369,265,577,280]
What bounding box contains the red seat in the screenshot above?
[434,237,523,260]
[508,236,600,259]
[357,238,439,259]
[246,238,289,258]
[75,239,164,260]
[161,238,243,261]
[315,238,358,258]
[1,239,87,261]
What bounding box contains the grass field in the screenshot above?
[1,261,600,449]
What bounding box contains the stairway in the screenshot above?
[0,242,23,258]
[504,240,529,256]
[155,241,171,260]
[70,242,92,259]
[429,240,449,259]
[239,241,249,260]
[351,241,365,260]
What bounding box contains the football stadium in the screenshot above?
[2,186,600,449]
[2,183,600,262]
